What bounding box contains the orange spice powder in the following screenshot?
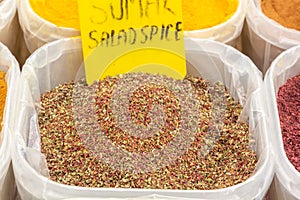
[261,0,300,31]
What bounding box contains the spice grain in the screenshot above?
[39,73,257,189]
[277,75,300,172]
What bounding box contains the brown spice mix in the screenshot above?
[38,73,257,189]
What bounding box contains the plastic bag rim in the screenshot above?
[14,37,272,197]
[246,0,300,49]
[19,0,79,33]
[23,38,82,71]
[0,40,20,164]
[264,45,300,190]
[0,41,20,188]
[185,38,263,81]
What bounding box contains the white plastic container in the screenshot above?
[265,46,300,200]
[17,0,80,53]
[13,38,273,200]
[0,0,20,54]
[0,42,21,200]
[185,0,247,47]
[242,0,300,75]
[18,0,246,54]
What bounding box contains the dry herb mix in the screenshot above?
[277,75,300,172]
[39,73,257,189]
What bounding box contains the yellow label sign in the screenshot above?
[77,0,186,85]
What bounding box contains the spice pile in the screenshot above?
[38,73,257,189]
[277,75,300,172]
[261,0,300,31]
[29,0,79,29]
[182,0,238,30]
[0,71,6,132]
[29,0,238,30]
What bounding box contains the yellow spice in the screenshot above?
[0,71,6,132]
[29,0,80,29]
[183,0,238,30]
[29,0,238,30]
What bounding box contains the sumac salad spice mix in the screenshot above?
[277,75,300,172]
[38,73,257,189]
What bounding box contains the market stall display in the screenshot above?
[0,0,296,199]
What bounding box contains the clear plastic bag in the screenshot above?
[242,0,300,75]
[185,0,247,47]
[0,0,20,54]
[17,0,80,53]
[264,45,300,200]
[13,38,273,200]
[0,42,20,200]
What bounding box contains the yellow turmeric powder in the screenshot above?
[182,0,239,30]
[29,0,238,30]
[29,0,80,29]
[0,71,6,132]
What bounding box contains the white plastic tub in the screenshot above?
[13,38,273,200]
[18,0,246,53]
[0,42,20,200]
[242,0,300,75]
[0,0,20,54]
[265,45,300,200]
[185,0,247,47]
[17,0,80,53]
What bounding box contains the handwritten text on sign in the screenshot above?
[78,0,186,84]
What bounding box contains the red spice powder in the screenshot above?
[277,75,300,172]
